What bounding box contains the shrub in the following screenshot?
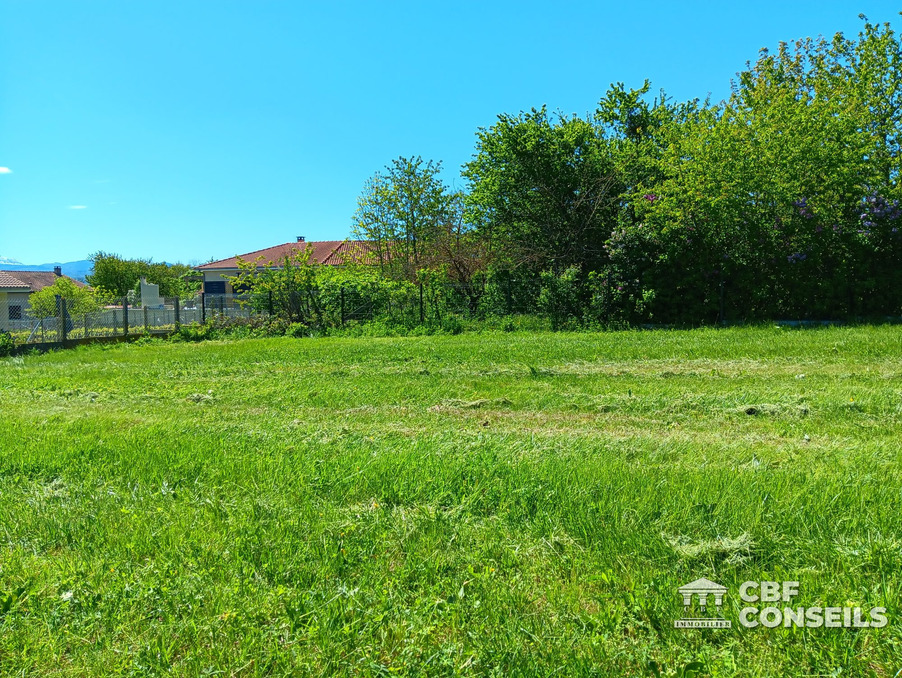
[173,323,213,342]
[285,322,307,338]
[440,316,464,335]
[0,331,15,357]
[538,267,585,330]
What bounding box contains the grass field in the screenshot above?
[1,326,901,676]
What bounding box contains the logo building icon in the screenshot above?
[675,578,731,628]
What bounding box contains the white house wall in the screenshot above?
[0,291,32,332]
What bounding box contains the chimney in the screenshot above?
[53,266,62,276]
[296,236,305,242]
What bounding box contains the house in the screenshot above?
[0,267,88,331]
[195,237,371,294]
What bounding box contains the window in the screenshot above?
[8,305,22,321]
[204,281,226,294]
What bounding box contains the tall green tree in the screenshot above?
[87,252,144,300]
[87,252,201,301]
[29,278,99,320]
[353,156,452,280]
[618,18,902,321]
[463,107,622,274]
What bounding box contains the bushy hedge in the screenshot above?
[0,331,15,357]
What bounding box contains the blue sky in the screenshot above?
[1,1,899,266]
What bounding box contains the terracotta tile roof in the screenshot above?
[321,240,376,265]
[0,270,87,292]
[196,240,374,270]
[0,271,30,289]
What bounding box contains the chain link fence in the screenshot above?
[6,293,261,347]
[5,282,532,350]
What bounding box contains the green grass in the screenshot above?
[0,326,901,676]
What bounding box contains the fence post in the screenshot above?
[340,286,345,326]
[201,293,206,324]
[174,297,181,331]
[505,274,512,314]
[57,296,67,343]
[419,282,424,324]
[143,305,149,333]
[719,279,725,325]
[122,297,129,336]
[84,313,89,339]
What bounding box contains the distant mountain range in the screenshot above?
[0,257,93,281]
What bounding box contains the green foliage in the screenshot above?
[537,266,584,330]
[464,107,622,274]
[173,315,294,342]
[353,156,452,280]
[477,267,542,316]
[228,248,322,323]
[0,331,14,357]
[620,19,902,322]
[317,264,418,326]
[171,322,213,342]
[86,252,143,299]
[28,278,99,320]
[88,252,201,302]
[227,251,424,329]
[457,18,902,324]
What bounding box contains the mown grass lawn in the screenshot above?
[1,326,901,676]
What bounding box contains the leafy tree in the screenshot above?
[344,16,902,326]
[595,80,681,197]
[29,278,99,319]
[87,252,144,300]
[353,156,452,280]
[430,192,492,309]
[614,18,902,321]
[87,252,202,302]
[464,107,622,275]
[227,249,322,323]
[145,262,202,299]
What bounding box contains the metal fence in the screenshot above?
[5,284,511,348]
[7,293,259,346]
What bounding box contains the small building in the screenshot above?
[0,268,88,331]
[0,272,31,332]
[195,238,370,294]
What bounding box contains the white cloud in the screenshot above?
[68,205,88,210]
[0,167,12,174]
